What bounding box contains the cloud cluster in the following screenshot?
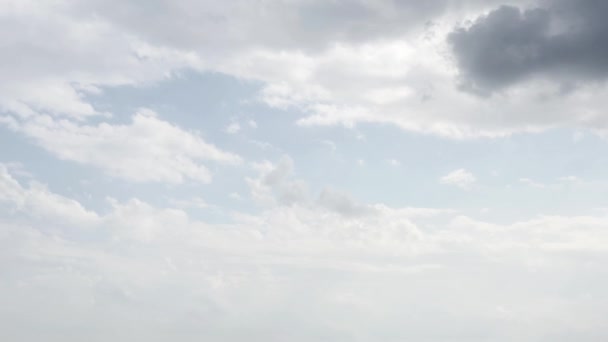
[2,164,608,341]
[5,0,608,141]
[2,2,608,340]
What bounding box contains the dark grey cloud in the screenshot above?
[449,0,608,93]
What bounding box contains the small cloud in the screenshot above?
[225,121,241,134]
[317,187,376,218]
[320,139,337,152]
[248,119,258,128]
[249,139,275,150]
[387,159,400,166]
[357,159,365,166]
[229,192,242,200]
[558,176,581,184]
[519,178,545,188]
[4,161,33,179]
[168,197,208,209]
[440,168,476,190]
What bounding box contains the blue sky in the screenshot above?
[2,1,608,341]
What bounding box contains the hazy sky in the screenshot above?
[2,1,608,341]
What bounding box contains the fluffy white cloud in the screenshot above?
[440,168,476,189]
[6,0,608,141]
[6,109,241,184]
[0,164,100,226]
[0,0,202,121]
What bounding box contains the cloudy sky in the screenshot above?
[2,0,608,340]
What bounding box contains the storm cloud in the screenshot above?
[449,0,608,93]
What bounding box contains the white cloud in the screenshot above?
[440,168,476,189]
[7,109,241,184]
[0,0,202,121]
[225,121,241,134]
[229,192,242,200]
[2,166,608,341]
[1,2,608,340]
[168,196,208,209]
[0,164,100,226]
[3,0,607,141]
[387,158,401,166]
[320,139,337,152]
[246,156,309,207]
[519,178,545,188]
[558,176,582,184]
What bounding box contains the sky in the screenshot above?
[2,0,608,341]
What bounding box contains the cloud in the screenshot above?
[225,121,241,134]
[168,196,209,210]
[2,3,608,340]
[5,109,241,184]
[221,13,608,138]
[440,168,476,189]
[2,166,608,341]
[317,187,376,218]
[387,158,401,167]
[75,0,452,53]
[319,139,337,152]
[558,176,581,183]
[0,164,100,227]
[519,177,545,188]
[0,0,201,121]
[247,156,310,206]
[449,1,608,93]
[6,0,608,140]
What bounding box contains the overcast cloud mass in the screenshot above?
[2,1,608,341]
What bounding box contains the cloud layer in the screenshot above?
[2,164,608,341]
[1,2,608,341]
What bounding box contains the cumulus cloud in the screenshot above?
[5,109,241,184]
[449,1,608,93]
[2,2,608,340]
[6,0,608,140]
[0,164,99,226]
[246,156,310,206]
[317,187,376,218]
[0,0,201,120]
[440,168,476,189]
